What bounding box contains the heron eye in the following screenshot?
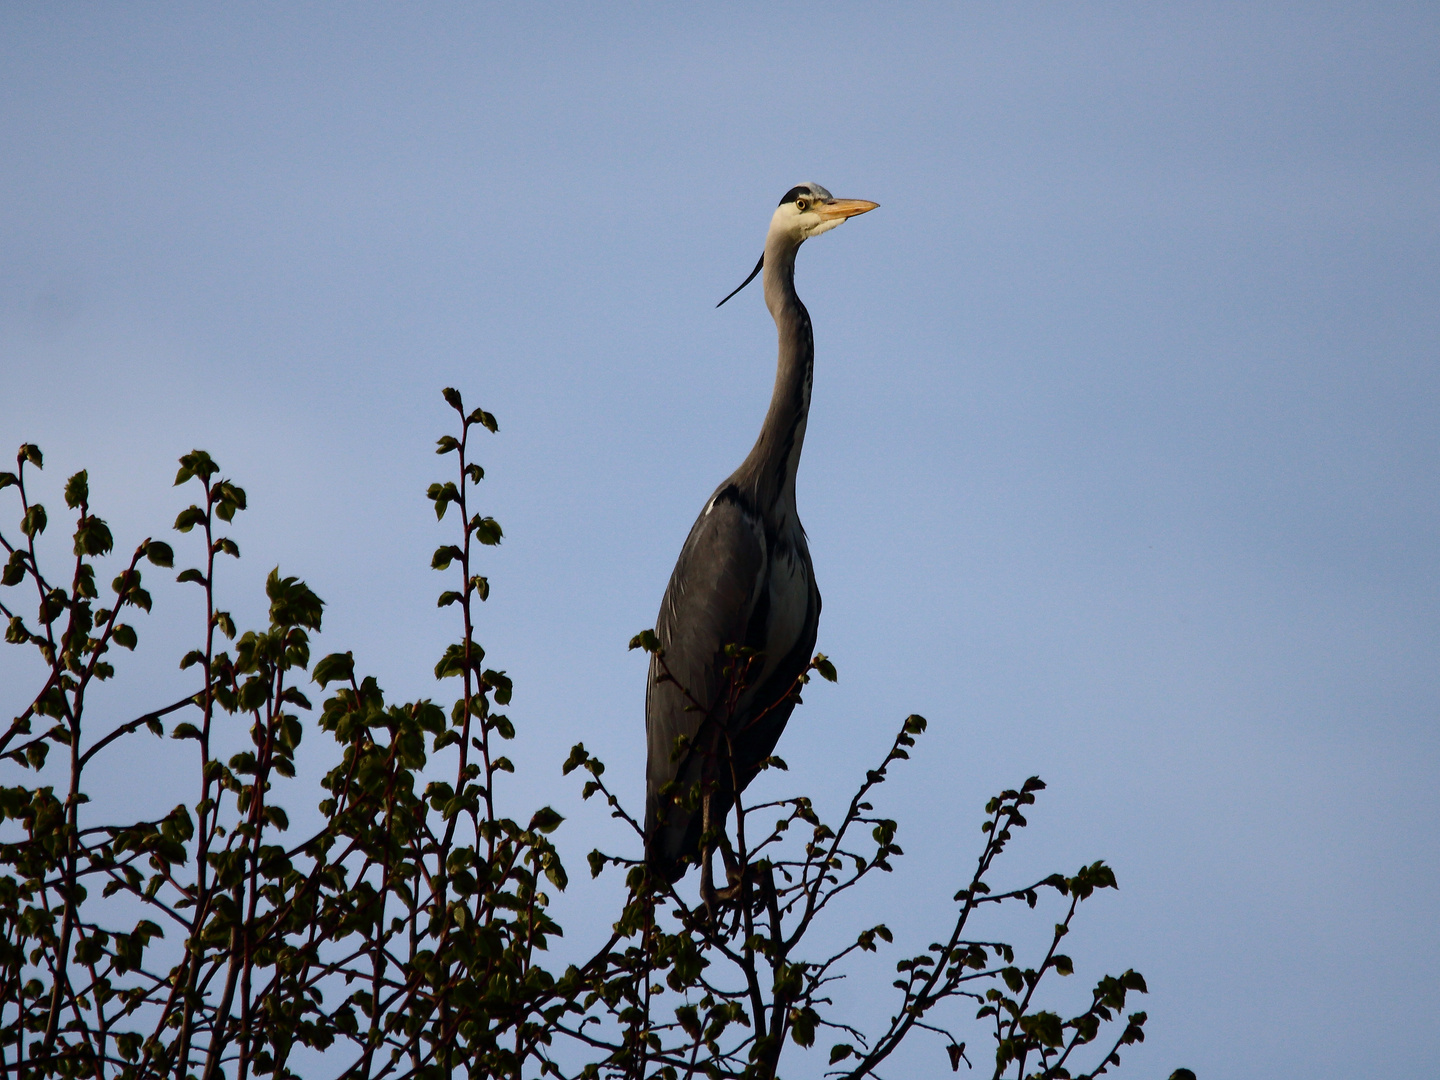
[796,198,808,211]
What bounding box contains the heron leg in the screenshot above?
[714,834,746,935]
[699,788,719,917]
[700,847,719,912]
[718,833,741,888]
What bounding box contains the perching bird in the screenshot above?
[644,183,878,892]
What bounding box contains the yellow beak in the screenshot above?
[815,198,880,221]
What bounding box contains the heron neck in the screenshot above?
[734,238,812,525]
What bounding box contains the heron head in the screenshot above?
[717,183,878,307]
[772,183,879,241]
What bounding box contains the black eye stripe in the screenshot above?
[778,185,813,207]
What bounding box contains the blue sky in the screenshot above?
[2,5,1438,1077]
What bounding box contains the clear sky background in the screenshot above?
[3,5,1438,1078]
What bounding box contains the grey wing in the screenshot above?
[644,489,767,868]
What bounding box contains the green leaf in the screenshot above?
[173,506,206,533]
[542,849,567,891]
[483,668,513,705]
[1019,1010,1064,1048]
[112,624,137,650]
[946,1042,968,1071]
[38,587,67,624]
[215,481,246,519]
[829,1044,854,1065]
[64,470,88,509]
[174,450,218,486]
[529,806,564,834]
[74,933,106,966]
[2,550,26,587]
[469,515,502,545]
[442,386,464,412]
[562,743,589,775]
[434,640,484,679]
[176,568,206,586]
[0,471,16,490]
[413,700,445,732]
[435,435,460,455]
[466,407,498,433]
[788,1006,819,1048]
[279,687,311,712]
[74,564,97,599]
[20,444,43,468]
[313,648,355,688]
[487,713,515,739]
[265,568,324,630]
[629,628,660,653]
[116,1032,141,1062]
[431,545,463,571]
[21,504,46,537]
[674,1005,701,1039]
[427,481,460,519]
[145,540,175,567]
[437,590,463,608]
[171,723,202,741]
[73,515,113,556]
[812,652,838,682]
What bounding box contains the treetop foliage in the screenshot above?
[0,389,1192,1080]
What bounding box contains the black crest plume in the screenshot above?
[717,253,765,308]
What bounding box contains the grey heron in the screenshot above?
[644,183,878,893]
